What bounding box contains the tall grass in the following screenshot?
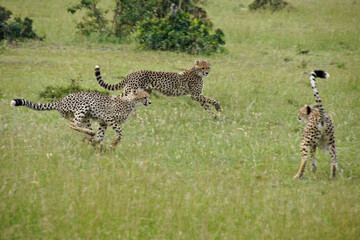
[1,0,360,239]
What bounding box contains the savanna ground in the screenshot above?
[1,0,360,239]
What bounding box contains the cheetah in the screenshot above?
[94,60,222,118]
[11,88,151,148]
[294,70,337,179]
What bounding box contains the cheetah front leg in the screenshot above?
[294,128,322,179]
[191,94,221,118]
[107,120,123,149]
[294,144,309,179]
[194,94,222,111]
[204,95,222,112]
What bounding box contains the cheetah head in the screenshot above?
[130,89,151,107]
[194,59,211,77]
[298,105,313,123]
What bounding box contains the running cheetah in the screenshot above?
[94,60,222,118]
[11,88,151,148]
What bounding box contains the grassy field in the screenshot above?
[1,0,360,239]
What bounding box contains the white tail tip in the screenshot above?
[10,100,16,107]
[95,65,99,69]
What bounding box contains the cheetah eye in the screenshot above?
[144,97,147,100]
[202,67,205,70]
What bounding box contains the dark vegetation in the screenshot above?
[0,5,42,41]
[249,0,289,11]
[67,0,211,39]
[68,0,224,54]
[136,11,225,54]
[39,78,109,100]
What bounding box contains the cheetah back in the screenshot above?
[58,92,118,120]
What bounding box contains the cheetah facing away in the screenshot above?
[294,70,337,179]
[94,60,222,118]
[11,89,151,148]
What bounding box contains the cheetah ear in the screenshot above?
[195,60,200,65]
[205,59,209,63]
[306,105,312,115]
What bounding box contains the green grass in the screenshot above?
[1,0,360,239]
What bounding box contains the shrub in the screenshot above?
[68,0,211,40]
[39,78,109,100]
[136,11,225,55]
[67,0,111,37]
[67,0,225,54]
[0,5,42,41]
[249,0,289,11]
[0,5,12,40]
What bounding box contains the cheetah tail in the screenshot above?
[309,70,329,116]
[312,70,330,79]
[10,99,57,111]
[95,65,125,91]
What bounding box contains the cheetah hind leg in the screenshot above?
[310,145,317,172]
[70,123,95,136]
[330,145,338,178]
[70,116,96,137]
[82,119,95,143]
[92,122,108,148]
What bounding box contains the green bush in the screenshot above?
[0,5,42,41]
[68,0,211,40]
[67,0,225,54]
[136,11,225,55]
[0,5,12,40]
[39,79,109,100]
[67,0,111,37]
